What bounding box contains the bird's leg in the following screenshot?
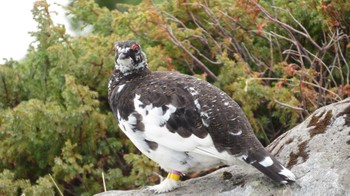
[167,170,181,181]
[147,170,182,193]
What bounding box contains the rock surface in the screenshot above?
[96,98,350,196]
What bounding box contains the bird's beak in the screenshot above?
[119,52,128,60]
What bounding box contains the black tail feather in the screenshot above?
[243,148,296,183]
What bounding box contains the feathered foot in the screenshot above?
[147,170,181,193]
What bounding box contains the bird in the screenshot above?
[108,40,296,193]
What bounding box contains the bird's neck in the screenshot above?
[108,66,151,95]
[116,61,148,76]
[116,65,151,81]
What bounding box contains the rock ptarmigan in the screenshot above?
[108,40,295,193]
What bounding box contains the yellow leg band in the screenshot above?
[167,172,181,181]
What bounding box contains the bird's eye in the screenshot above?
[131,44,140,52]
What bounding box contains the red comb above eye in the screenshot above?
[132,44,140,51]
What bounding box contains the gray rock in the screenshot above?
[96,98,350,196]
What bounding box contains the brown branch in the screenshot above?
[187,8,222,54]
[255,3,322,51]
[188,44,222,65]
[163,25,218,81]
[337,40,350,85]
[195,2,248,61]
[273,99,305,112]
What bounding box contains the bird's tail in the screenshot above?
[242,148,296,184]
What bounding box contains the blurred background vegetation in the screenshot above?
[0,0,349,195]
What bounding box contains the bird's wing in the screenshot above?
[133,80,215,154]
[131,72,257,160]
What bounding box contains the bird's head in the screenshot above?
[114,40,147,75]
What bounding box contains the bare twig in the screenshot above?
[273,99,305,111]
[195,2,248,61]
[241,43,269,69]
[188,44,222,65]
[245,77,342,101]
[337,40,350,85]
[102,172,107,192]
[254,3,308,38]
[275,6,322,51]
[49,174,64,196]
[163,25,218,81]
[187,9,222,54]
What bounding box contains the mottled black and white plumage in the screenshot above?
[108,40,295,193]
